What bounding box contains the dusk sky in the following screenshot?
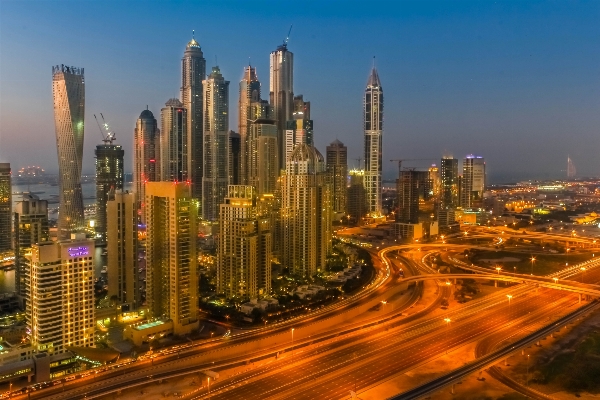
[1,0,599,183]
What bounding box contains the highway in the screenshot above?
[192,284,581,399]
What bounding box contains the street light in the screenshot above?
[581,267,587,283]
[530,256,536,275]
[496,266,502,275]
[291,328,295,358]
[507,294,512,309]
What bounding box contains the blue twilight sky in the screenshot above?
[0,0,599,183]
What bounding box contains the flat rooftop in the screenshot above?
[133,320,166,331]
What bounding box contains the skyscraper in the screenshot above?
[145,182,199,335]
[239,66,261,184]
[52,65,85,240]
[134,108,160,219]
[270,42,294,171]
[14,193,49,297]
[202,66,230,221]
[348,169,367,224]
[364,65,383,215]
[461,155,486,208]
[397,170,421,224]
[229,131,241,185]
[326,139,348,217]
[27,234,95,354]
[95,143,124,243]
[107,190,138,310]
[181,34,206,199]
[285,96,314,162]
[428,164,440,198]
[218,185,272,299]
[0,163,11,252]
[280,144,332,276]
[248,118,279,197]
[440,157,459,208]
[160,98,188,182]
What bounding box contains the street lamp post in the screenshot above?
[530,256,536,275]
[444,318,451,354]
[581,267,587,283]
[291,328,295,360]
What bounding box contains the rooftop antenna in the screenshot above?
[192,29,195,39]
[284,24,293,47]
[373,56,376,68]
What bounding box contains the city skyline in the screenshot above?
[1,1,599,183]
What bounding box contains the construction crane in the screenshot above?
[390,159,436,176]
[353,158,363,170]
[94,113,116,145]
[284,24,293,47]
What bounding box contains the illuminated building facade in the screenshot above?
[160,99,188,183]
[238,66,261,184]
[364,66,383,215]
[107,190,138,310]
[218,185,272,299]
[248,119,279,197]
[348,169,367,223]
[181,35,206,199]
[440,157,459,208]
[326,139,347,217]
[134,108,160,220]
[145,182,199,335]
[52,65,85,240]
[27,235,95,354]
[95,144,124,243]
[202,66,230,221]
[461,155,486,207]
[270,43,294,170]
[280,144,332,276]
[14,193,49,297]
[0,163,11,252]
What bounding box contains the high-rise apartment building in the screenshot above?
[134,108,160,220]
[326,139,348,217]
[160,98,189,182]
[27,234,95,354]
[397,170,421,224]
[440,157,459,208]
[248,119,279,197]
[280,144,332,276]
[364,66,383,215]
[284,95,313,162]
[461,155,486,207]
[14,193,49,297]
[107,190,138,310]
[95,143,124,243]
[145,182,199,335]
[218,185,272,299]
[239,66,261,184]
[270,43,294,171]
[52,65,85,240]
[202,66,230,221]
[229,131,241,185]
[348,169,367,224]
[181,34,206,199]
[0,163,11,252]
[428,164,440,198]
